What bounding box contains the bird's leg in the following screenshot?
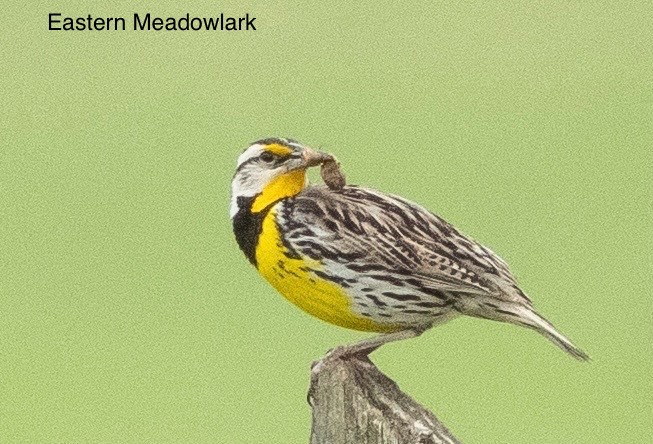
[334,328,426,357]
[308,326,430,405]
[311,327,428,372]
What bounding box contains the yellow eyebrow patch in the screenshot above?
[264,143,293,156]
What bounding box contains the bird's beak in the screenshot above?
[301,147,333,168]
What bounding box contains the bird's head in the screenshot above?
[230,138,331,218]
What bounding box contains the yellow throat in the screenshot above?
[251,170,306,213]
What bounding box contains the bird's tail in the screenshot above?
[515,306,590,361]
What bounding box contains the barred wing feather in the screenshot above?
[280,185,531,305]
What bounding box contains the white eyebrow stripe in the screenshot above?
[287,141,305,150]
[236,144,264,166]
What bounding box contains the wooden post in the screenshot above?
[308,355,460,444]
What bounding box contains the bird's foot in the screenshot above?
[311,344,375,373]
[308,328,428,405]
[308,345,374,406]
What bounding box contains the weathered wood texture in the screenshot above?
[309,356,460,444]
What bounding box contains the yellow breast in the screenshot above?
[255,207,398,333]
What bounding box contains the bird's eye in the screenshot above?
[260,152,275,163]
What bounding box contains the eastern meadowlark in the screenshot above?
[230,137,589,361]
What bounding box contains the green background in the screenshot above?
[2,1,651,442]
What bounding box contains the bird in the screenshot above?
[230,137,589,361]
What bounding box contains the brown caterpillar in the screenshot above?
[320,157,346,191]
